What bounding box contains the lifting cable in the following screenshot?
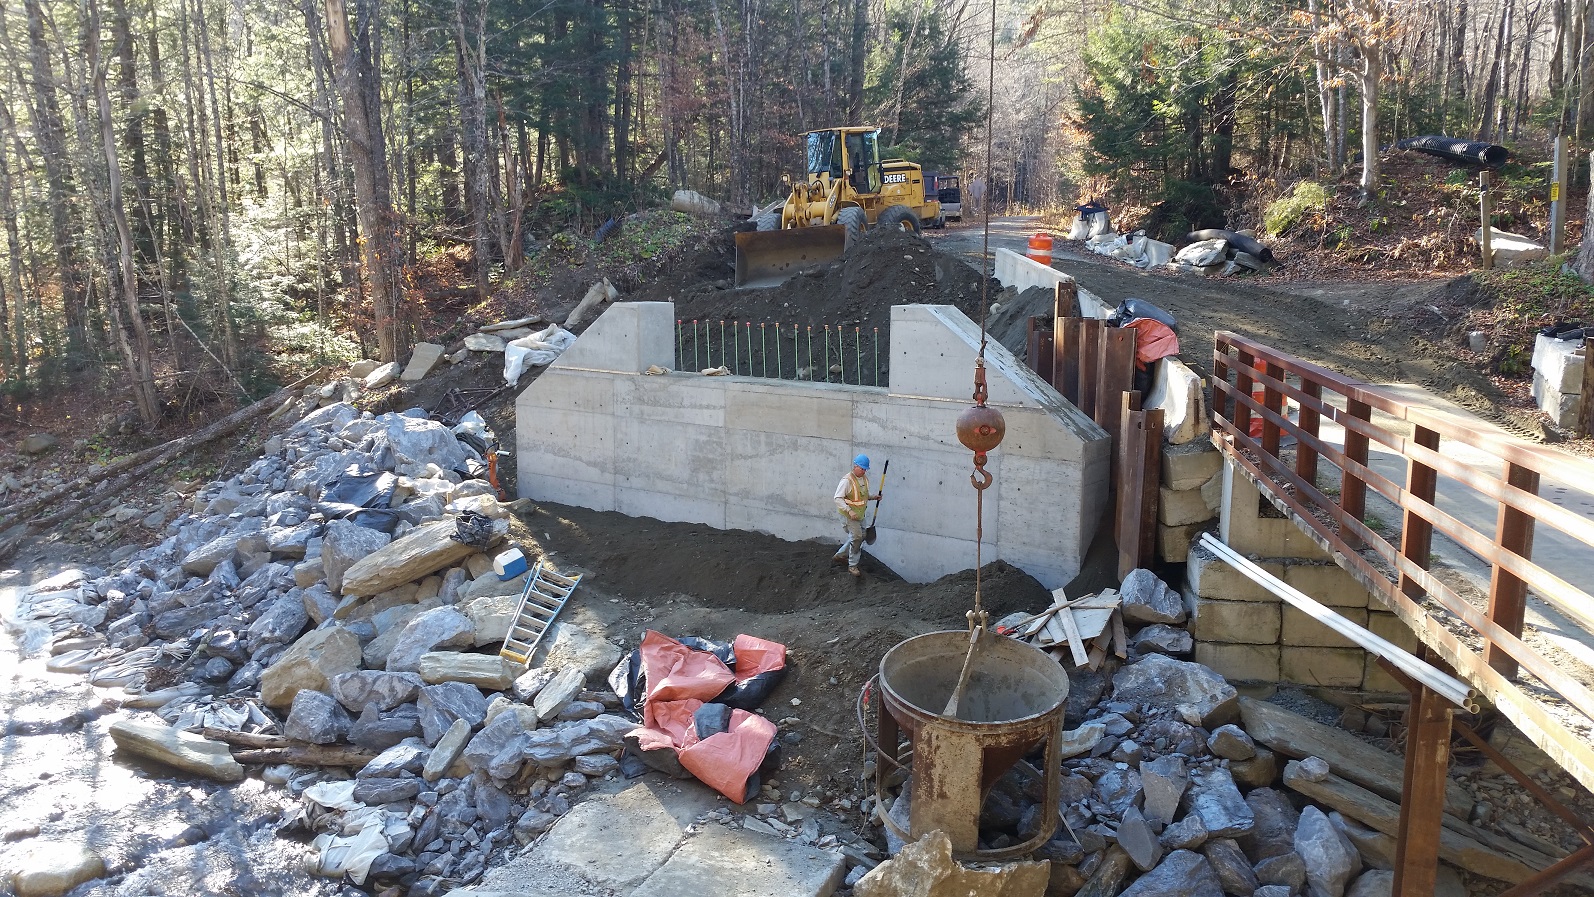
[954,0,1004,635]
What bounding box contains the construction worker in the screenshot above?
[832,454,880,577]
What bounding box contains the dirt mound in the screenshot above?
[665,227,996,333]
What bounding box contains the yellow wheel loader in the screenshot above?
[734,127,941,287]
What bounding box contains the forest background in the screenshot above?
[0,0,1585,429]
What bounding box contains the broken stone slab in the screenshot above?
[107,719,244,782]
[8,841,106,897]
[532,666,587,722]
[482,780,721,893]
[460,592,518,646]
[364,361,401,389]
[1208,724,1257,761]
[1141,755,1188,825]
[1161,813,1209,852]
[418,651,516,690]
[261,626,363,708]
[423,718,473,782]
[1076,846,1133,897]
[1184,767,1254,838]
[1239,697,1472,819]
[464,333,508,353]
[348,705,422,751]
[1280,760,1565,885]
[854,830,1044,897]
[1344,870,1391,897]
[1116,806,1162,872]
[530,622,623,683]
[1239,788,1300,861]
[1294,805,1359,897]
[285,688,353,744]
[418,681,490,745]
[1255,851,1308,891]
[349,359,379,378]
[480,315,545,333]
[1120,568,1187,625]
[1133,624,1192,656]
[340,519,483,599]
[402,343,445,381]
[181,532,269,577]
[632,816,849,897]
[1058,722,1106,760]
[322,520,392,595]
[385,606,476,673]
[1201,838,1259,896]
[1118,849,1225,897]
[1113,653,1238,727]
[328,670,426,713]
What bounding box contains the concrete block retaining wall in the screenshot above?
[516,302,1113,589]
[1187,458,1418,691]
[1531,333,1586,428]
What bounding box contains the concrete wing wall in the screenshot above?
[992,248,1110,318]
[515,301,1112,589]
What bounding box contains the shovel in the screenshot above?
[864,459,889,544]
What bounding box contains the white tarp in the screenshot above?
[504,323,578,385]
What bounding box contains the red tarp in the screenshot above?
[629,631,786,802]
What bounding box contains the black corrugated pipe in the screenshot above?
[1394,136,1510,169]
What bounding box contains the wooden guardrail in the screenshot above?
[1211,330,1594,798]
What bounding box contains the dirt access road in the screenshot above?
[925,216,1509,424]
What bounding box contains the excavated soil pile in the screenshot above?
[664,227,995,334]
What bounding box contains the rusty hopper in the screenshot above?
[875,630,1069,859]
[733,224,846,288]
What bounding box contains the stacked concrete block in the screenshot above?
[1185,459,1419,691]
[1152,359,1221,562]
[1530,333,1586,429]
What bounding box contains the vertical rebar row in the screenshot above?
[873,328,880,386]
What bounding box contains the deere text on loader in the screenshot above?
[734,127,940,288]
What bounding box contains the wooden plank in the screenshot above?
[1296,379,1322,486]
[1487,462,1540,678]
[1239,697,1473,818]
[1057,604,1089,666]
[1399,425,1440,603]
[1234,348,1256,443]
[1111,610,1127,659]
[1393,679,1455,896]
[1077,319,1102,419]
[1262,361,1285,456]
[1096,327,1136,436]
[1057,318,1082,404]
[1282,763,1561,885]
[1340,398,1372,550]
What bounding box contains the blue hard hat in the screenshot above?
[853,454,870,470]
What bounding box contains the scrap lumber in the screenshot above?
[1282,761,1578,885]
[200,726,379,768]
[1239,697,1473,819]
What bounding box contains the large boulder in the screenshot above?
[8,842,105,897]
[417,682,490,745]
[284,689,353,744]
[321,520,392,595]
[260,626,363,708]
[328,670,426,713]
[1295,806,1359,897]
[1120,568,1187,625]
[340,519,481,599]
[385,607,475,673]
[855,831,1048,897]
[1112,654,1238,727]
[373,414,473,478]
[532,623,623,682]
[418,652,516,690]
[1117,850,1225,897]
[1184,767,1255,838]
[181,532,268,577]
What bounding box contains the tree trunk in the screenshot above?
[324,0,403,361]
[87,0,161,427]
[1478,0,1510,141]
[0,102,26,385]
[23,0,90,360]
[454,0,497,300]
[1359,53,1381,196]
[847,0,866,124]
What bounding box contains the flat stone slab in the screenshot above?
[512,780,722,891]
[107,719,244,782]
[631,824,845,897]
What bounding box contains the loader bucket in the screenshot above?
[734,225,847,288]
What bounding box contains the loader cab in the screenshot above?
[805,128,881,194]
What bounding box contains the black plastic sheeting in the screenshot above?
[1185,228,1280,267]
[608,634,788,716]
[1395,135,1509,169]
[317,465,403,532]
[1109,298,1179,334]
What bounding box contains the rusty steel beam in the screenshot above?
[1393,676,1455,897]
[1487,462,1540,679]
[1496,844,1594,897]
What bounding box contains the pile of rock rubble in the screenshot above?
[9,398,651,896]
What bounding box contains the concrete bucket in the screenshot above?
[874,630,1069,858]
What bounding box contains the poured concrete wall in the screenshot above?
[992,249,1110,318]
[516,301,1112,588]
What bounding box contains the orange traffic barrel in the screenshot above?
[1026,232,1053,265]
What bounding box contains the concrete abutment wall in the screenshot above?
[516,302,1112,588]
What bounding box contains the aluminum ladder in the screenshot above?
[499,563,582,665]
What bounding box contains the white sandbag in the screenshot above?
[1175,238,1228,267]
[1138,239,1174,268]
[670,189,721,216]
[1087,211,1112,238]
[504,324,578,385]
[1067,215,1090,241]
[1086,233,1126,257]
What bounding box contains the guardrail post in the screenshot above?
[1486,462,1540,679]
[1399,426,1441,601]
[1235,349,1255,443]
[1392,672,1454,897]
[1340,400,1371,550]
[1296,380,1322,487]
[1262,361,1285,456]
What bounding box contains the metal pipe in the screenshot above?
[1198,534,1475,710]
